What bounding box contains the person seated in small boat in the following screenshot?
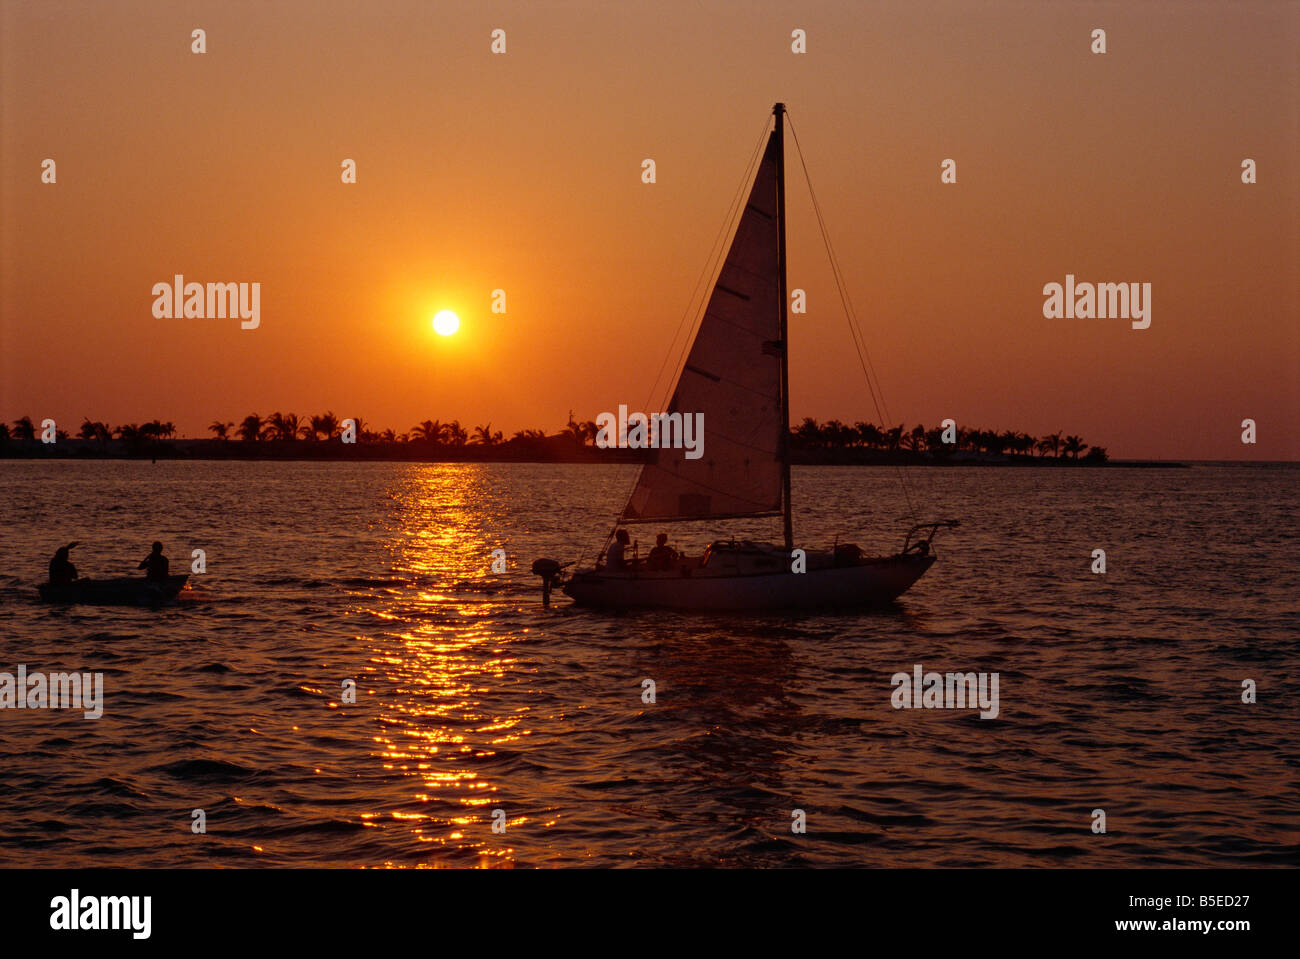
[48,542,79,585]
[646,532,678,571]
[138,541,169,581]
[604,529,632,570]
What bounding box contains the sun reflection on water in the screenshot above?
[349,465,532,867]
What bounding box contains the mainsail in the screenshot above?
[621,131,785,524]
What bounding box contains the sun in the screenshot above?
[432,310,460,336]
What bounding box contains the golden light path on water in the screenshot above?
[354,466,534,867]
[0,462,1296,867]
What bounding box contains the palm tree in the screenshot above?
[209,420,234,440]
[443,420,468,447]
[1005,432,1035,457]
[901,424,926,452]
[1038,431,1063,458]
[562,419,589,445]
[237,414,264,442]
[1063,435,1088,460]
[472,423,503,446]
[78,419,99,441]
[885,424,904,452]
[409,420,444,444]
[794,417,822,448]
[264,412,284,441]
[562,411,584,443]
[380,428,398,443]
[821,419,852,448]
[310,411,340,441]
[12,416,36,441]
[267,412,300,442]
[853,422,883,449]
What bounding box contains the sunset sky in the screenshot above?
[2,0,1296,460]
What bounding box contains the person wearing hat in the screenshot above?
[48,542,79,585]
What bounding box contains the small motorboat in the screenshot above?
[38,574,189,605]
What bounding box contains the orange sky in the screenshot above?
[2,0,1296,459]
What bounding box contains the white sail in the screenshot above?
[622,132,784,523]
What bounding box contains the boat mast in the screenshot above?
[774,102,793,550]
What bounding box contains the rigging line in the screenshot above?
[786,112,919,524]
[606,113,774,546]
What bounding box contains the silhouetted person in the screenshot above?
[646,532,677,570]
[48,543,79,585]
[605,529,631,570]
[138,541,169,581]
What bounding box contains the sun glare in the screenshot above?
[433,310,460,336]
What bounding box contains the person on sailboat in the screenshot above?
[138,541,169,581]
[48,542,79,585]
[604,529,632,570]
[646,532,677,571]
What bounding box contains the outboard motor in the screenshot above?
[531,557,570,606]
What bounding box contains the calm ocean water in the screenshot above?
[0,460,1296,868]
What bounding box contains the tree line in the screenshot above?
[0,413,598,449]
[1,413,1106,461]
[200,412,601,447]
[789,418,1106,460]
[2,416,177,443]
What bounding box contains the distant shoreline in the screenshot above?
[0,438,1192,467]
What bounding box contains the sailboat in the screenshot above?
[535,103,955,611]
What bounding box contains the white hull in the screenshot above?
[562,554,935,611]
